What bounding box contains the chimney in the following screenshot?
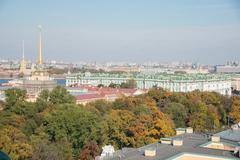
[211,135,220,142]
[144,148,156,157]
[186,127,193,134]
[172,138,183,146]
[175,128,186,135]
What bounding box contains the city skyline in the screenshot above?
[0,0,240,64]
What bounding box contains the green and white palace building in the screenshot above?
[66,72,232,95]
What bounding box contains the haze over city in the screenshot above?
[1,0,240,64]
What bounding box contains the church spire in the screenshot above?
[22,40,25,60]
[20,40,26,74]
[38,25,43,65]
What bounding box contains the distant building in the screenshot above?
[232,77,240,90]
[20,69,56,101]
[215,65,240,73]
[19,26,56,101]
[66,73,232,95]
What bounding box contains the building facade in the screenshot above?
[66,73,232,95]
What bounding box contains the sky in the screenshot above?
[0,0,240,64]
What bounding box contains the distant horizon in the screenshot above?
[0,0,240,64]
[0,57,236,66]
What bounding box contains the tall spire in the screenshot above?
[38,25,43,65]
[20,40,26,74]
[22,40,25,60]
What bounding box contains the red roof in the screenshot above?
[75,93,104,101]
[71,85,146,101]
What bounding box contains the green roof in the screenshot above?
[160,138,172,141]
[67,72,232,82]
[176,128,186,131]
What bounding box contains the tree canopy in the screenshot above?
[0,87,238,159]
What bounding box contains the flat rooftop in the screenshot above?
[216,129,240,142]
[107,133,238,160]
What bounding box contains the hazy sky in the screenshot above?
[0,0,240,64]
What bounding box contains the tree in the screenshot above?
[147,88,171,108]
[148,107,175,139]
[188,105,220,132]
[18,72,24,78]
[36,89,50,112]
[108,83,119,88]
[22,119,38,136]
[107,96,175,149]
[229,96,240,123]
[32,139,72,160]
[97,84,104,88]
[0,110,23,128]
[78,141,99,160]
[0,126,32,160]
[86,100,112,116]
[49,86,75,105]
[162,102,187,128]
[189,113,207,132]
[207,105,221,131]
[43,105,102,155]
[120,79,137,89]
[105,109,135,149]
[4,88,26,110]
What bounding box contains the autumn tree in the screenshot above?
[229,96,240,123]
[78,141,99,160]
[162,102,187,128]
[0,126,32,160]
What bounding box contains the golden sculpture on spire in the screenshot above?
[38,25,43,65]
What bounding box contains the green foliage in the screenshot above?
[22,119,38,136]
[148,89,229,132]
[36,89,50,112]
[86,100,112,116]
[4,88,26,110]
[0,86,236,159]
[32,138,72,160]
[49,86,75,105]
[108,83,119,88]
[162,102,187,128]
[120,79,137,88]
[97,84,105,88]
[43,104,102,154]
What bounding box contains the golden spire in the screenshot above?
[22,40,25,60]
[38,25,43,65]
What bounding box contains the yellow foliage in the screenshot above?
[229,96,240,123]
[0,126,33,160]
